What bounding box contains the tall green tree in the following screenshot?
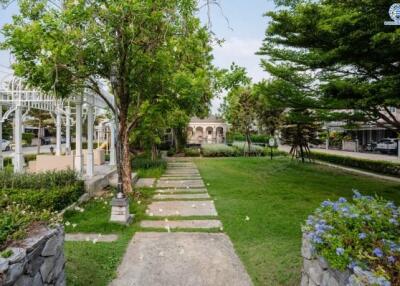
[221,64,257,155]
[261,0,400,132]
[2,0,214,194]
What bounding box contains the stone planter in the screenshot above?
[301,234,352,286]
[0,225,66,286]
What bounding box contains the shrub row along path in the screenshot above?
[110,158,252,286]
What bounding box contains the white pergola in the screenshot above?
[0,75,116,176]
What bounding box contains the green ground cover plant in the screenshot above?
[0,169,83,250]
[194,157,400,285]
[131,156,167,178]
[201,144,239,157]
[64,189,154,286]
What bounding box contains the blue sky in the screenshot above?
[0,0,276,112]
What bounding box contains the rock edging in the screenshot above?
[0,225,65,286]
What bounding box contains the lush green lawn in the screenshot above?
[194,157,400,286]
[63,188,154,286]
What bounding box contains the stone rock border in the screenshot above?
[301,234,359,286]
[0,225,65,286]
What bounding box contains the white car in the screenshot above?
[376,138,398,154]
[0,139,11,151]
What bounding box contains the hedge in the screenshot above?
[0,169,78,189]
[3,154,38,167]
[0,182,84,212]
[201,144,239,157]
[232,141,264,156]
[184,147,201,157]
[312,152,400,177]
[132,157,167,170]
[0,169,83,250]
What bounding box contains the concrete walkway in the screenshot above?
[110,158,252,286]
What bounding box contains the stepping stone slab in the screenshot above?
[65,233,118,242]
[109,232,252,286]
[135,178,156,188]
[140,220,222,229]
[153,193,210,200]
[159,176,202,181]
[147,201,217,216]
[157,180,205,189]
[155,188,208,194]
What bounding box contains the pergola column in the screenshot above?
[65,105,71,155]
[74,97,83,174]
[0,105,3,170]
[55,104,62,156]
[109,121,116,166]
[14,104,24,173]
[86,97,94,177]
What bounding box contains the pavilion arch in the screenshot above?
[216,126,225,143]
[205,126,214,143]
[195,126,204,144]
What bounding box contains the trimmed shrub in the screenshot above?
[227,133,270,144]
[232,141,264,156]
[184,147,201,157]
[4,154,38,167]
[0,182,84,212]
[132,157,167,170]
[201,144,238,157]
[303,192,400,285]
[312,152,400,177]
[0,169,78,189]
[0,169,82,250]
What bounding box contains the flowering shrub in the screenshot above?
[0,203,59,250]
[303,191,400,285]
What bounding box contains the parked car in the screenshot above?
[0,139,11,151]
[376,138,398,154]
[40,137,52,145]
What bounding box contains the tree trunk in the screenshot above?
[37,121,41,154]
[117,114,133,195]
[245,131,251,157]
[151,143,157,161]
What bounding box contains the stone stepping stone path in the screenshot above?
[157,179,205,189]
[155,188,208,194]
[65,233,118,242]
[135,178,156,188]
[140,220,222,229]
[153,193,210,200]
[111,158,252,286]
[109,233,252,286]
[147,200,217,217]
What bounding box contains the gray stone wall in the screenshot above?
[301,234,351,286]
[0,225,65,286]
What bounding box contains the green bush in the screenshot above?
[22,133,34,145]
[132,157,167,170]
[184,147,201,157]
[0,182,84,211]
[0,204,57,250]
[303,192,399,285]
[312,152,400,177]
[4,154,38,167]
[0,169,78,189]
[0,169,83,249]
[232,141,264,156]
[227,132,270,144]
[201,144,239,157]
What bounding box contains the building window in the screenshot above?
[388,107,396,113]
